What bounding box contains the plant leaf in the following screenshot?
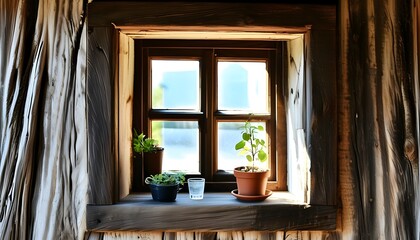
[235,140,245,150]
[258,150,267,162]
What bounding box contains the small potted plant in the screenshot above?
[145,172,186,202]
[132,129,164,177]
[233,120,270,198]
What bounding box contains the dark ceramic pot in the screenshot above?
[148,183,180,202]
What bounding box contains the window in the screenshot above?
[87,1,337,232]
[133,40,286,192]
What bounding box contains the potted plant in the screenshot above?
[145,172,186,202]
[233,120,270,198]
[132,129,164,177]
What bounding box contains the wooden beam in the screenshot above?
[307,28,337,206]
[87,193,336,232]
[88,2,336,31]
[87,26,115,204]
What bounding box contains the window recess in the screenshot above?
[133,40,284,192]
[87,1,337,232]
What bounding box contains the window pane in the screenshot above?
[218,61,268,113]
[217,122,268,172]
[151,60,200,110]
[151,121,199,174]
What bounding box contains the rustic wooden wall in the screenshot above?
[340,0,419,239]
[1,0,419,240]
[0,0,88,239]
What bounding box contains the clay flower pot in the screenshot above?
[143,147,164,177]
[234,167,270,196]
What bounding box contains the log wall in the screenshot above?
[0,0,419,239]
[342,0,419,238]
[0,0,88,239]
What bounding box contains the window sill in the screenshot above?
[87,192,336,232]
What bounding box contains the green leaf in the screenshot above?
[258,150,267,162]
[234,120,268,167]
[235,140,245,150]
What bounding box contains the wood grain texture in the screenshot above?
[306,28,338,206]
[344,0,419,238]
[88,2,336,31]
[86,231,340,240]
[286,36,310,202]
[87,26,115,204]
[117,32,135,200]
[414,3,420,239]
[87,193,336,232]
[0,0,88,239]
[337,0,356,238]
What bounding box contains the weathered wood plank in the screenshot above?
[117,32,135,199]
[87,26,115,204]
[87,193,336,232]
[0,0,88,239]
[344,0,418,238]
[337,0,356,238]
[286,35,310,202]
[88,230,341,240]
[88,2,336,31]
[307,28,337,206]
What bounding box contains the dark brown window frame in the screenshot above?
[86,2,337,232]
[133,40,285,192]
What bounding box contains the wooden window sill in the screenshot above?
[87,192,336,232]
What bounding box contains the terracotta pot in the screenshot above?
[234,167,270,196]
[143,147,164,177]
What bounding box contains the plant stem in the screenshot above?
[249,127,256,172]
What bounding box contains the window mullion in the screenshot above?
[202,49,215,181]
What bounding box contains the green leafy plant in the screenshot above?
[234,121,268,172]
[145,172,186,186]
[132,129,160,153]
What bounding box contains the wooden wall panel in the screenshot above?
[287,36,311,202]
[338,0,356,238]
[0,0,88,239]
[87,26,115,204]
[343,0,418,238]
[307,28,338,206]
[88,2,335,31]
[117,32,135,199]
[86,231,340,240]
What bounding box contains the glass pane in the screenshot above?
[151,121,199,174]
[218,61,268,113]
[151,60,200,110]
[217,121,268,172]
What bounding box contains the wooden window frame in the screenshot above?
[132,40,284,192]
[86,2,337,232]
